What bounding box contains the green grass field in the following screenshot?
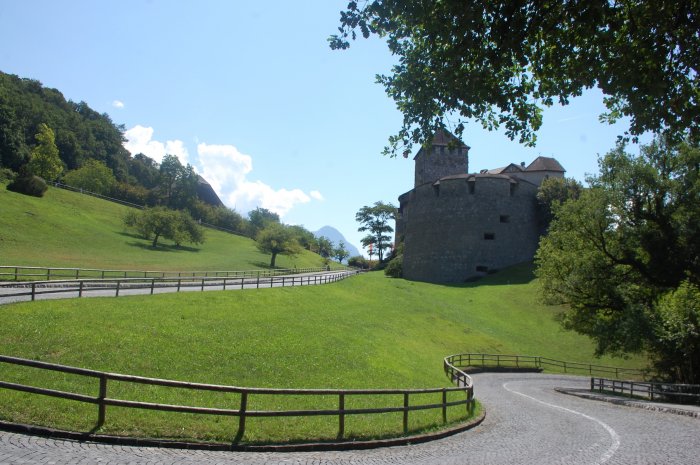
[0,184,648,444]
[0,184,328,271]
[0,267,647,444]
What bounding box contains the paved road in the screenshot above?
[0,271,354,305]
[2,373,698,464]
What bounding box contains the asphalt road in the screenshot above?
[2,373,698,464]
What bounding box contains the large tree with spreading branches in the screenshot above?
[331,1,700,157]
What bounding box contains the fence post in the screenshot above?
[177,279,181,292]
[201,279,205,291]
[47,268,51,280]
[256,275,260,289]
[115,281,120,297]
[338,393,345,439]
[403,393,409,433]
[630,382,634,398]
[31,282,36,301]
[15,267,19,281]
[590,378,594,391]
[223,278,227,291]
[236,392,248,442]
[151,279,155,295]
[442,389,447,423]
[97,374,107,428]
[75,269,80,279]
[79,281,84,298]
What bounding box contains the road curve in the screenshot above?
[1,373,698,464]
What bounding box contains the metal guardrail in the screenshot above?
[0,355,473,441]
[0,271,358,302]
[0,265,337,281]
[591,377,700,404]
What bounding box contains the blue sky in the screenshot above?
[0,1,650,256]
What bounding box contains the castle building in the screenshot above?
[396,131,565,283]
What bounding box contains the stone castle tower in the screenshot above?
[396,132,564,283]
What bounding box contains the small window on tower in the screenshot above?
[476,265,489,273]
[500,215,510,223]
[484,233,495,240]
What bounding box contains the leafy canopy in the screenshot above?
[124,207,205,249]
[535,137,700,382]
[255,223,302,268]
[331,1,700,157]
[27,123,62,181]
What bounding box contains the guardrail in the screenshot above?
[591,378,700,404]
[444,353,647,379]
[0,271,358,302]
[0,265,338,281]
[0,355,474,442]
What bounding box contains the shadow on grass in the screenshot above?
[433,262,536,289]
[126,241,202,253]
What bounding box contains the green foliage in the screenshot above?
[333,240,350,264]
[0,167,16,183]
[189,200,247,235]
[62,159,116,195]
[356,201,396,261]
[287,224,317,251]
[536,177,583,229]
[384,254,403,278]
[315,235,333,258]
[654,281,700,383]
[157,154,199,210]
[536,137,700,382]
[27,123,62,181]
[6,174,48,197]
[124,206,204,248]
[256,223,302,268]
[331,1,700,156]
[247,207,280,237]
[347,255,368,269]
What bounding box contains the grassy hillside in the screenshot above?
[0,267,647,443]
[0,184,326,271]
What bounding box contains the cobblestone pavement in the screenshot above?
[2,373,699,464]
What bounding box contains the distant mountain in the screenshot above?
[313,226,361,258]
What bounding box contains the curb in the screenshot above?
[0,411,485,452]
[555,388,700,419]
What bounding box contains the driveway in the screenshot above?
[2,372,698,464]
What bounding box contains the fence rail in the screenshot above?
[0,271,358,302]
[445,353,647,379]
[591,377,700,404]
[0,265,339,281]
[0,354,473,441]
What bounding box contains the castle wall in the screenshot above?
[400,176,540,283]
[414,145,468,187]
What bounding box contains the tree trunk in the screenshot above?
[152,233,160,248]
[270,252,277,268]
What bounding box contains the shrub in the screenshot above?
[384,254,403,278]
[7,175,48,197]
[62,159,116,195]
[0,168,16,183]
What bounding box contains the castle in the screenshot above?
[395,131,565,283]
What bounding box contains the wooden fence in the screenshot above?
[0,265,338,281]
[445,353,647,379]
[591,377,700,404]
[0,271,358,302]
[0,355,474,441]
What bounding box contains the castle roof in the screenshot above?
[525,156,565,172]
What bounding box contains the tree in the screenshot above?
[356,201,396,262]
[536,176,583,229]
[333,241,350,264]
[247,207,280,237]
[347,255,368,269]
[124,207,205,248]
[535,137,700,383]
[27,123,62,181]
[331,1,700,157]
[62,159,116,195]
[316,236,333,258]
[256,223,302,268]
[158,154,198,210]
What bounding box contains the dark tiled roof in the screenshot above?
[526,156,565,172]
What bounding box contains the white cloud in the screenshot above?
[123,125,189,165]
[196,143,320,218]
[112,100,125,109]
